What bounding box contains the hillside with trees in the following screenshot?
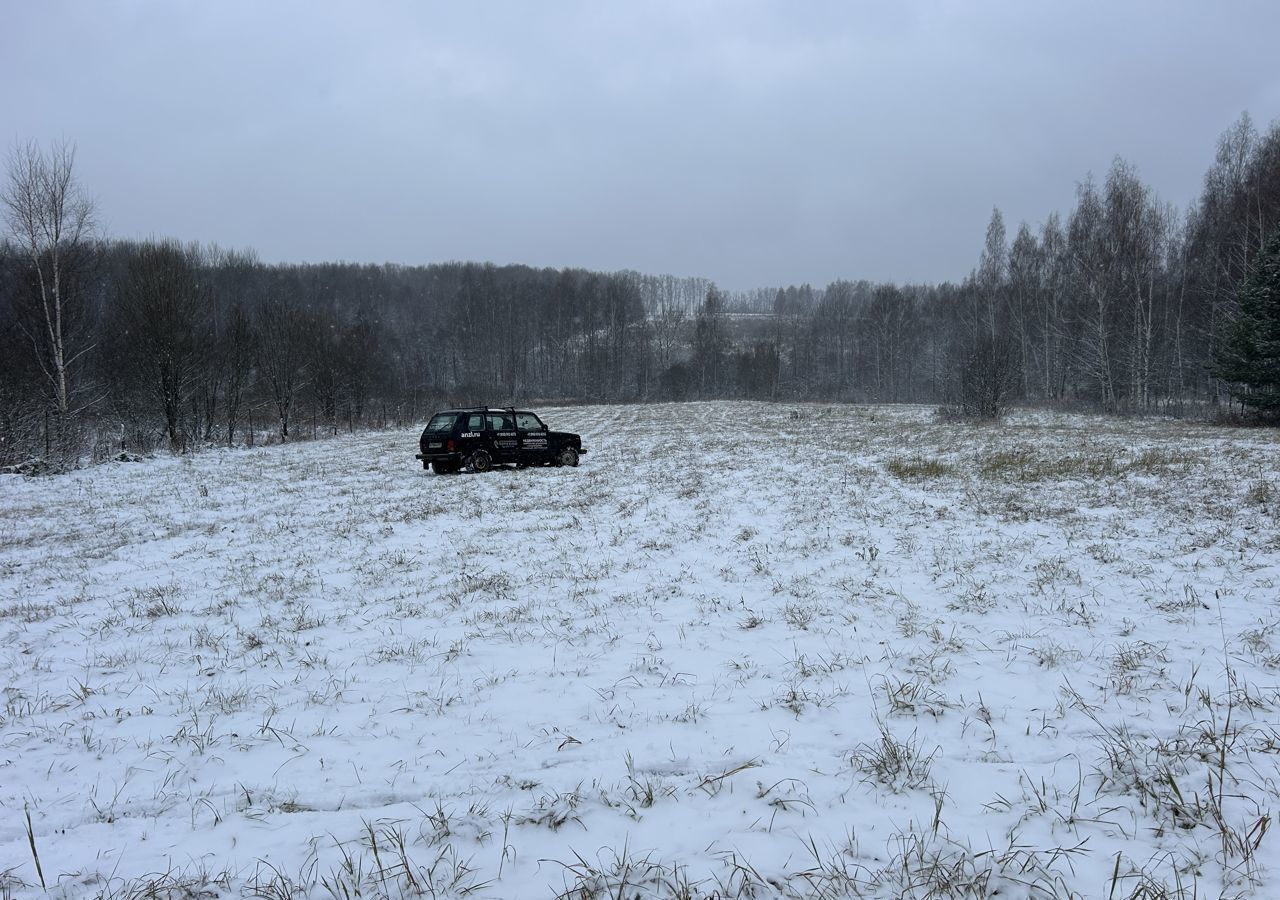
[3,113,1279,468]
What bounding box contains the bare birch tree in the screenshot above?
[1,140,97,460]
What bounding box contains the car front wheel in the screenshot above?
[468,449,493,473]
[555,447,579,468]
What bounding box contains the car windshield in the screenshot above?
[424,413,457,433]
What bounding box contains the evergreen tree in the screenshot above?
[1214,229,1280,414]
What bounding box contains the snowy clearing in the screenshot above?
[2,402,1279,899]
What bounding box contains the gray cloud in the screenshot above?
[3,1,1278,289]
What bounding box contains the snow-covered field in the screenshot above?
[2,402,1278,899]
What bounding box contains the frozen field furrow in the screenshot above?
[2,403,1278,899]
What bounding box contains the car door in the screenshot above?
[515,412,550,463]
[486,411,518,462]
[459,411,486,457]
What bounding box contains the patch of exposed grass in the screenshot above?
[977,446,1197,482]
[1127,447,1197,474]
[886,456,952,481]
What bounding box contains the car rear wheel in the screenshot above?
[555,447,579,468]
[469,449,493,473]
[430,460,457,475]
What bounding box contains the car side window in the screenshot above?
[515,413,543,431]
[487,413,513,431]
[467,414,483,430]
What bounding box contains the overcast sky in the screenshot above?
[4,2,1279,291]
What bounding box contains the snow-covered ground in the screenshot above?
[2,402,1278,899]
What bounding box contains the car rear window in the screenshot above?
[424,413,457,433]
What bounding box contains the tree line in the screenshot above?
[2,113,1279,468]
[754,114,1279,417]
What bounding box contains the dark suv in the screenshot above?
[416,407,585,474]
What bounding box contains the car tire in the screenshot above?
[469,450,493,473]
[430,460,456,475]
[555,447,579,468]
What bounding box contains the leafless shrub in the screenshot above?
[1244,477,1274,510]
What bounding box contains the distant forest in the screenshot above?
[2,113,1279,466]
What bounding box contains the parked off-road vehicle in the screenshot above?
[416,407,585,474]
